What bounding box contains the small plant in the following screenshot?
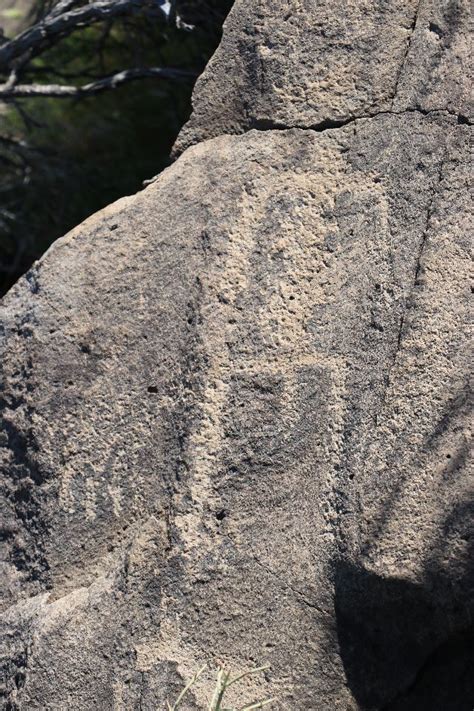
[167,664,275,711]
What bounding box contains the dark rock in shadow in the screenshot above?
[334,560,474,710]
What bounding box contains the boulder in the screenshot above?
[1,1,472,709]
[175,0,472,153]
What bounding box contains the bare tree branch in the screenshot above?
[0,0,156,69]
[48,1,84,18]
[0,135,32,150]
[0,0,194,104]
[0,66,197,98]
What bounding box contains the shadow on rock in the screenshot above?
[334,560,473,710]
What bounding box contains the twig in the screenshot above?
[0,66,197,98]
[168,664,207,711]
[0,1,154,68]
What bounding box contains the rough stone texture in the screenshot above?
[1,1,473,710]
[175,0,473,154]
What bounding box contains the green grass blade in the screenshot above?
[227,665,270,688]
[171,664,207,710]
[209,668,224,711]
[215,669,232,710]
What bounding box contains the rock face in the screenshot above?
[0,2,472,710]
[175,0,473,153]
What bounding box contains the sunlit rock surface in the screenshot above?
[1,1,472,709]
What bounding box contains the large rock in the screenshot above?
[1,1,472,710]
[175,0,472,153]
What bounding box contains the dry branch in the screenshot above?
[0,1,154,68]
[0,66,197,99]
